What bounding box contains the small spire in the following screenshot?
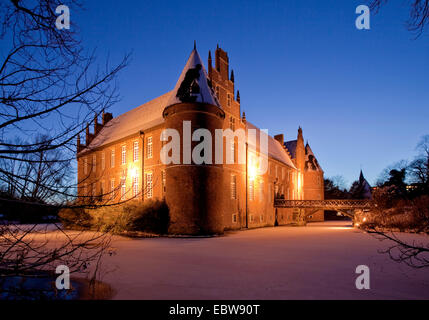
[237,90,240,103]
[242,111,246,123]
[194,40,196,50]
[230,69,235,82]
[298,126,303,141]
[359,170,365,182]
[208,50,212,61]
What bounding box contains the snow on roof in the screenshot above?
[84,92,172,151]
[246,122,296,169]
[166,49,221,108]
[284,140,297,159]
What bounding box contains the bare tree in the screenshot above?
[0,0,130,298]
[365,136,429,268]
[370,0,429,38]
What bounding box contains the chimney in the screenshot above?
[77,135,83,153]
[94,113,103,135]
[274,134,284,145]
[102,111,113,125]
[86,123,94,146]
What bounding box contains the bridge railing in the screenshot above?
[274,199,373,210]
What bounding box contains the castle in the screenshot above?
[76,45,324,235]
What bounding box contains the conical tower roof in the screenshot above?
[166,47,221,108]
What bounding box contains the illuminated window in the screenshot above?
[147,136,153,159]
[249,179,254,200]
[101,152,105,170]
[133,176,139,197]
[230,141,235,163]
[146,172,153,198]
[83,157,87,175]
[161,170,166,194]
[121,177,126,200]
[92,154,96,173]
[133,141,139,162]
[111,149,115,168]
[110,179,115,200]
[229,117,235,131]
[121,145,126,165]
[231,175,237,200]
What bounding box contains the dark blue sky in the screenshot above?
[75,0,429,186]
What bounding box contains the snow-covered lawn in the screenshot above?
[100,221,429,300]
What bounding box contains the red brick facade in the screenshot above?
[77,46,324,234]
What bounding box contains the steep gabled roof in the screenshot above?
[284,140,297,159]
[247,122,296,169]
[166,48,220,108]
[84,92,172,151]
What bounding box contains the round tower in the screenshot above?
[163,47,225,235]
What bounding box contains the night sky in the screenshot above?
[73,0,429,186]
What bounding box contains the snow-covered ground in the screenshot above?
[99,221,429,300]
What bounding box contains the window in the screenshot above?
[146,172,153,198]
[121,145,126,165]
[111,149,115,168]
[101,152,105,170]
[229,117,235,131]
[216,86,219,98]
[100,181,105,199]
[110,179,115,200]
[92,184,96,199]
[260,215,264,222]
[282,167,285,180]
[161,170,166,194]
[133,141,139,162]
[249,179,254,200]
[259,181,264,201]
[83,157,87,175]
[275,165,278,178]
[231,175,237,200]
[232,213,237,223]
[147,136,153,159]
[231,142,235,163]
[121,177,126,200]
[249,214,254,223]
[227,93,231,106]
[133,176,139,197]
[92,154,96,173]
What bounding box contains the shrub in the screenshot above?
[58,207,92,229]
[60,200,170,235]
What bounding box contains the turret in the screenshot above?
[296,126,305,173]
[163,45,225,235]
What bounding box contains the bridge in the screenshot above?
[274,199,373,220]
